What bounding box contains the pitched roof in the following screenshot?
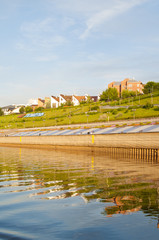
[38,98,45,103]
[51,96,59,102]
[60,94,72,101]
[73,95,86,101]
[2,105,15,110]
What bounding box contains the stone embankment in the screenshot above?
[0,132,158,150]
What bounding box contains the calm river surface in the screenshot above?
[0,146,159,240]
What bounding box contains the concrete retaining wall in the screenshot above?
[0,133,158,149]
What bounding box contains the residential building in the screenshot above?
[59,94,72,106]
[2,105,15,115]
[51,96,59,108]
[50,94,100,108]
[108,82,121,96]
[38,98,45,108]
[108,78,144,97]
[85,94,100,102]
[28,98,45,110]
[44,97,51,108]
[72,95,86,106]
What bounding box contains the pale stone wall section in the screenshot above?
[0,133,158,149]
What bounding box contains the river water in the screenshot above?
[0,146,159,240]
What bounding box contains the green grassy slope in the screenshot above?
[0,93,159,129]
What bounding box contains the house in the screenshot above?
[72,95,86,106]
[51,96,59,108]
[38,98,45,108]
[108,78,144,97]
[85,94,99,102]
[28,98,38,109]
[89,96,99,102]
[12,105,25,114]
[27,98,45,110]
[44,97,51,108]
[2,105,16,115]
[50,93,100,108]
[59,94,72,106]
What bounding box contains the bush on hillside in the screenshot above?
[35,107,44,112]
[25,106,33,113]
[142,102,153,109]
[19,107,25,114]
[0,108,4,116]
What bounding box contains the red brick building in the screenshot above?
[108,78,144,97]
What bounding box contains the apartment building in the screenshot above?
[108,78,144,97]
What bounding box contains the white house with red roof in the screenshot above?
[51,96,59,108]
[72,95,86,106]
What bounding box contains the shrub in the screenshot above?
[25,106,33,113]
[19,107,25,114]
[112,109,117,115]
[142,102,153,109]
[35,107,44,112]
[154,106,159,111]
[90,106,99,111]
[0,108,4,116]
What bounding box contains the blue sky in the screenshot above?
[0,0,159,106]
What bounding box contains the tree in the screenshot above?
[121,90,136,99]
[25,106,33,113]
[100,88,118,101]
[143,81,159,94]
[45,100,51,109]
[0,108,4,116]
[65,100,73,106]
[19,106,25,114]
[86,95,93,103]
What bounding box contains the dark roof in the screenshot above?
[2,105,15,110]
[90,96,98,102]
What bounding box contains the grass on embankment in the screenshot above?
[0,93,159,129]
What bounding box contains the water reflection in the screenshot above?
[0,146,159,239]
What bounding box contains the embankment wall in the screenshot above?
[0,133,158,149]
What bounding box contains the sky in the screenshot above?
[0,0,159,106]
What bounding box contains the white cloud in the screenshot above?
[80,0,148,39]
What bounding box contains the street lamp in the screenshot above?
[43,119,45,127]
[107,112,110,122]
[85,112,89,124]
[132,109,136,119]
[55,118,57,126]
